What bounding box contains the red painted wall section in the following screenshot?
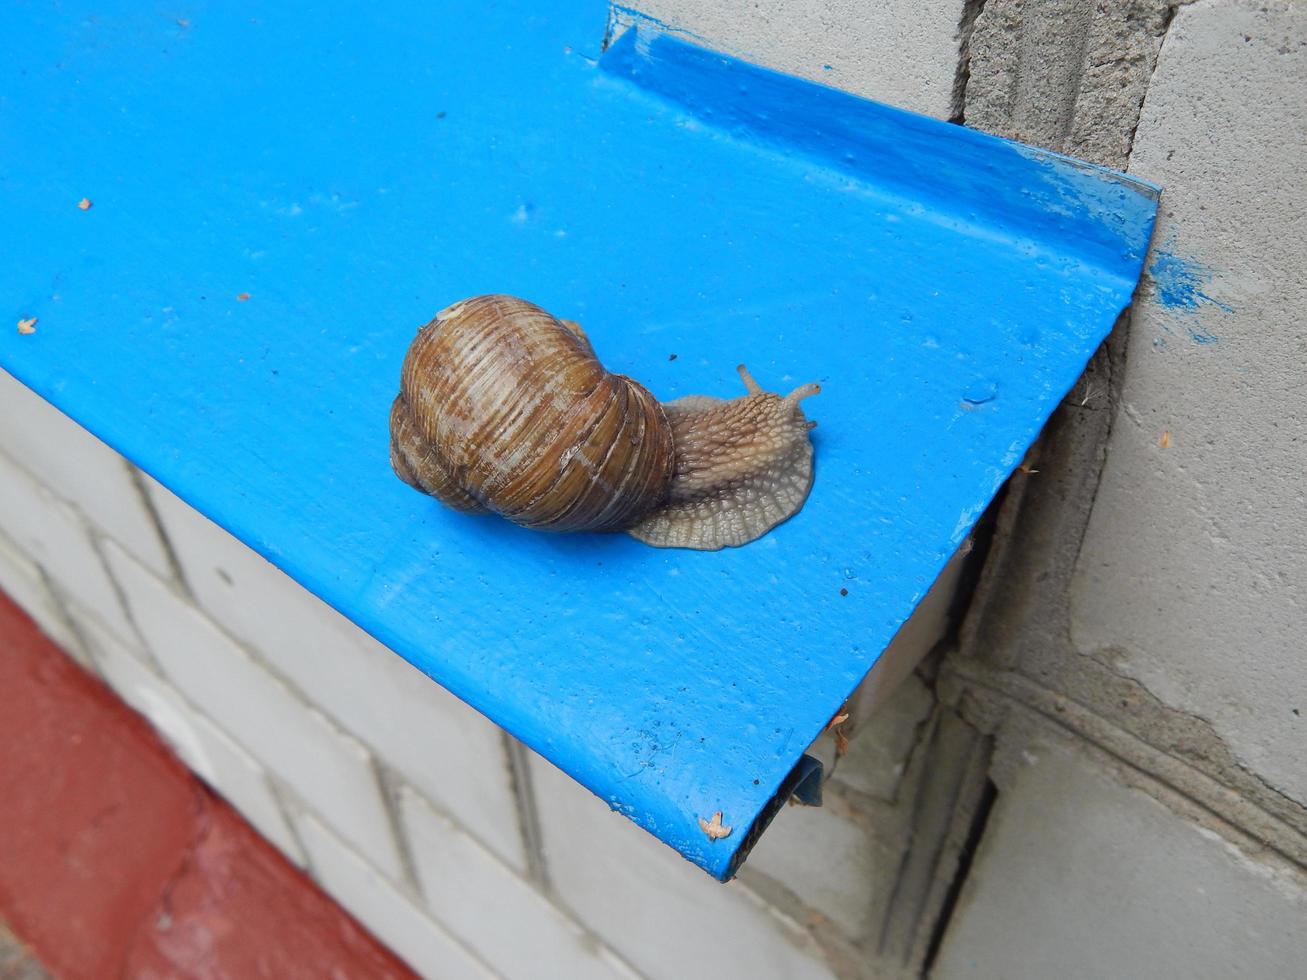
[0,596,199,978]
[0,592,417,980]
[123,803,414,979]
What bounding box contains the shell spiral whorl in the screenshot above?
[390,295,674,532]
[390,294,820,550]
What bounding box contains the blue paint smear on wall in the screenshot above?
[0,2,1159,879]
[1148,248,1234,316]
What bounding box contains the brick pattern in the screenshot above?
[294,814,494,980]
[0,369,174,579]
[933,733,1307,978]
[0,593,416,980]
[0,368,863,978]
[529,754,839,980]
[103,540,406,881]
[142,477,528,872]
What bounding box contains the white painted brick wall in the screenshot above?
[295,813,496,980]
[528,752,838,980]
[0,369,173,577]
[0,370,893,975]
[0,449,136,644]
[744,799,893,941]
[103,541,406,882]
[79,615,305,865]
[400,786,638,980]
[143,477,528,871]
[0,527,84,659]
[829,672,935,804]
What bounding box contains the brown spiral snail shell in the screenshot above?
[389,295,820,550]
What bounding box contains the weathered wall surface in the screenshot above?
[1,2,1304,978]
[936,0,1307,972]
[1071,0,1307,807]
[964,0,1174,169]
[934,733,1307,979]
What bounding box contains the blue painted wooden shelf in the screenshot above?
[1,1,1157,878]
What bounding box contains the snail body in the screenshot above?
[389,295,819,550]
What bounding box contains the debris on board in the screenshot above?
[699,812,732,840]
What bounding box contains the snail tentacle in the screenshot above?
[785,381,822,404]
[736,363,764,395]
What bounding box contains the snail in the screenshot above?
[388,295,820,550]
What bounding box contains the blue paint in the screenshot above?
[1148,248,1234,315]
[609,4,703,43]
[0,4,1157,879]
[603,30,1159,277]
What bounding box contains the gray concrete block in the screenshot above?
[964,0,1172,168]
[1072,0,1307,805]
[743,795,899,940]
[618,0,971,118]
[832,671,936,805]
[528,752,838,980]
[933,736,1307,979]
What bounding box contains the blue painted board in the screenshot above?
[0,2,1158,878]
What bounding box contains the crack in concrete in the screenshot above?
[942,658,1307,871]
[1066,330,1129,634]
[949,0,989,123]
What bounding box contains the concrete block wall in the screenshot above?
[933,729,1307,979]
[935,0,1307,973]
[4,2,1305,977]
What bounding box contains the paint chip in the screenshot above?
[1158,429,1171,449]
[16,318,37,335]
[699,811,731,841]
[236,293,250,302]
[77,197,92,211]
